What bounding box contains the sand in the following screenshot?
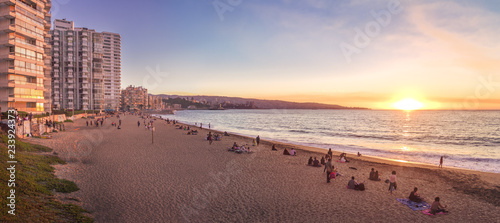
[26,114,500,222]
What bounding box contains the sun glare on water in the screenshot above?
[394,98,423,111]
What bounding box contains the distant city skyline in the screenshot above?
[53,0,500,110]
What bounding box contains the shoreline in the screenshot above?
[165,117,499,176]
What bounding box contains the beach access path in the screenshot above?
[26,114,500,222]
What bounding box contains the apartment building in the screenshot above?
[50,19,120,111]
[0,0,52,113]
[121,85,148,111]
[148,94,164,110]
[102,32,121,111]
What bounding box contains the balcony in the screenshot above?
[1,37,15,46]
[3,7,15,19]
[2,24,15,33]
[67,32,73,36]
[0,0,16,6]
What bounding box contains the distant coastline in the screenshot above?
[155,94,370,110]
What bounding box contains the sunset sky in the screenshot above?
[54,0,500,109]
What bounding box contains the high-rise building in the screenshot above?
[0,0,52,113]
[102,32,121,111]
[121,85,148,111]
[50,19,120,111]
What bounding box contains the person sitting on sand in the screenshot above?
[224,131,230,136]
[229,142,238,151]
[339,153,349,162]
[348,176,358,189]
[369,168,381,181]
[369,168,376,180]
[283,148,290,155]
[240,145,247,152]
[313,157,321,167]
[272,144,277,151]
[409,187,424,203]
[290,148,297,156]
[320,156,325,165]
[348,176,365,190]
[308,157,313,165]
[430,197,448,215]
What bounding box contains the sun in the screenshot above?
[394,98,423,110]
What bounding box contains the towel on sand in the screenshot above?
[422,209,448,216]
[396,198,431,211]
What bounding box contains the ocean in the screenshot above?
[159,109,500,173]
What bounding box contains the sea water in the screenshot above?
[160,109,500,173]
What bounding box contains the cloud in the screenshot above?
[408,1,500,74]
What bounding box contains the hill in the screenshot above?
[155,94,368,110]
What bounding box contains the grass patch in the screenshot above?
[0,131,93,222]
[1,135,52,152]
[64,120,74,123]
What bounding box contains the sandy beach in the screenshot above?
[26,114,500,222]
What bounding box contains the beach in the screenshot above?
[26,114,500,222]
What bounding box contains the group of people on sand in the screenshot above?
[381,170,449,215]
[307,157,322,167]
[206,132,223,144]
[86,118,104,127]
[228,142,252,154]
[282,148,297,156]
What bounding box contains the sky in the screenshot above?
[52,0,500,110]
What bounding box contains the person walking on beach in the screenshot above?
[86,120,88,126]
[389,171,397,194]
[138,121,140,127]
[439,156,443,168]
[256,135,260,146]
[209,123,211,129]
[324,158,334,183]
[119,119,122,126]
[328,148,333,159]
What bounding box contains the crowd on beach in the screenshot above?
[166,120,449,216]
[78,113,451,216]
[274,145,449,215]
